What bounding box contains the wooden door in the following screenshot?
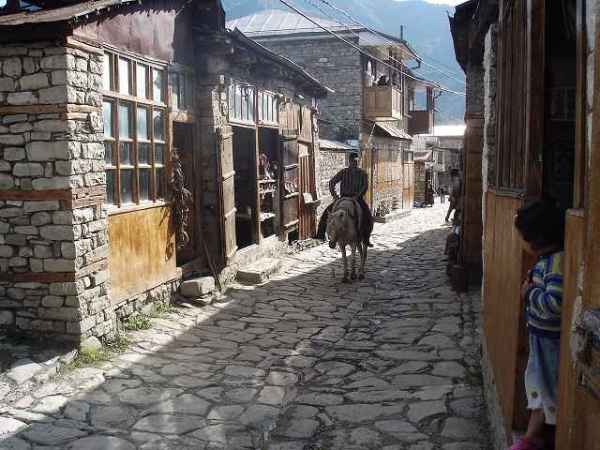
[280,130,300,233]
[174,123,198,265]
[217,127,237,264]
[298,142,315,240]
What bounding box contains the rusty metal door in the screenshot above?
[298,143,315,239]
[217,127,237,264]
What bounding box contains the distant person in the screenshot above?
[445,169,462,222]
[510,199,565,450]
[438,186,446,204]
[377,75,389,86]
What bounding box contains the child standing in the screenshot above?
[510,199,565,450]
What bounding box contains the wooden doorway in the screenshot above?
[298,142,315,240]
[232,126,258,250]
[173,122,198,266]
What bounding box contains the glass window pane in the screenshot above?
[182,74,189,108]
[156,167,165,199]
[234,85,241,119]
[154,143,165,165]
[229,84,234,118]
[153,69,164,103]
[118,58,131,95]
[139,168,150,201]
[136,64,148,99]
[102,101,113,138]
[138,143,151,165]
[104,142,114,165]
[106,169,116,204]
[153,110,165,141]
[171,73,180,109]
[120,142,133,166]
[119,103,132,139]
[102,54,112,91]
[120,169,134,204]
[137,107,149,140]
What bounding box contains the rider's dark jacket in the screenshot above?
[329,167,369,198]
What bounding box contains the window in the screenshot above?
[103,51,168,207]
[228,82,256,123]
[170,71,193,110]
[258,91,279,125]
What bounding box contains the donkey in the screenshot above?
[326,197,368,282]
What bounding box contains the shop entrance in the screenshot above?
[258,127,280,239]
[232,126,258,250]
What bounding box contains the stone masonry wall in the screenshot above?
[256,37,363,141]
[482,25,497,194]
[0,39,111,341]
[317,149,347,218]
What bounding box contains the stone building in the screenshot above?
[0,0,327,341]
[228,10,440,218]
[451,0,600,448]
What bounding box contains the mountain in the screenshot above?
[222,0,466,124]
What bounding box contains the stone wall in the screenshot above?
[482,25,497,194]
[0,39,111,341]
[255,37,363,141]
[316,149,346,217]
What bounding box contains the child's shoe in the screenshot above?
[509,438,543,450]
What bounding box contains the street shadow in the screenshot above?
[0,223,486,450]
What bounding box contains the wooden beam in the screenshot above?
[0,272,75,283]
[524,0,545,198]
[0,189,71,201]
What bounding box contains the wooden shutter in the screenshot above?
[216,127,237,262]
[280,130,300,231]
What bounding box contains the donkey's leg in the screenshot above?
[340,245,349,283]
[359,243,367,280]
[350,244,357,280]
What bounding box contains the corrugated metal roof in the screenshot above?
[226,9,418,59]
[319,139,358,151]
[414,150,433,162]
[0,0,135,26]
[375,122,413,141]
[227,9,351,36]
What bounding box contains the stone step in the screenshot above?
[236,257,282,285]
[179,276,216,299]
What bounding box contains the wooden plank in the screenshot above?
[0,189,71,201]
[0,104,99,114]
[524,0,545,197]
[573,0,587,208]
[217,127,237,263]
[482,192,524,436]
[0,272,75,283]
[108,205,176,303]
[555,209,586,450]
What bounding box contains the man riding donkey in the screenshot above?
[317,151,374,248]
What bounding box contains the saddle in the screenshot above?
[333,196,362,233]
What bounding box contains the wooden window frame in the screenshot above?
[228,81,257,126]
[102,50,169,210]
[257,90,279,127]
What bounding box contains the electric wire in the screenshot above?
[309,0,466,86]
[275,0,465,96]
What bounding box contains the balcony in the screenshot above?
[363,85,403,120]
[408,110,434,135]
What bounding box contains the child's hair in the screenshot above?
[515,198,565,250]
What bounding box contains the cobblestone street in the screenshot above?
[0,203,489,450]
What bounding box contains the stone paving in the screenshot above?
[0,203,490,449]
